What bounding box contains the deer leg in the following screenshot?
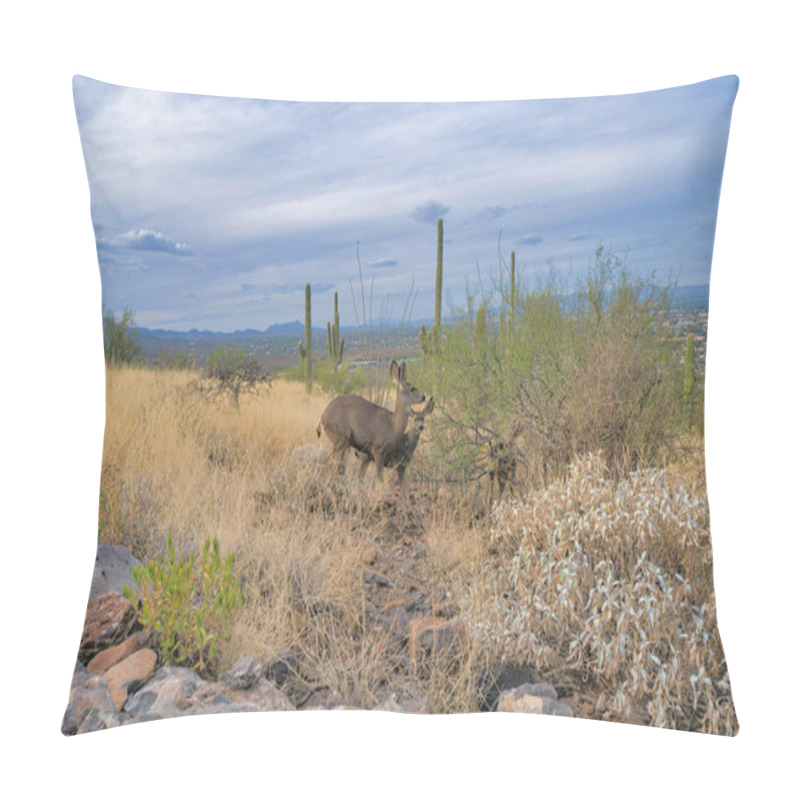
[358,453,371,480]
[333,443,349,475]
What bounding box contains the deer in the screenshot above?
[355,396,434,483]
[316,360,426,482]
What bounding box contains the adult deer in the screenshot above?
[356,396,434,483]
[316,360,426,482]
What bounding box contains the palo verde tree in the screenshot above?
[198,344,271,410]
[103,306,142,366]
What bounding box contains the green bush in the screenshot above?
[197,344,270,409]
[420,247,679,487]
[103,306,143,366]
[123,536,244,676]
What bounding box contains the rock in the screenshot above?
[63,673,119,735]
[496,683,573,717]
[123,666,203,718]
[381,606,411,643]
[476,664,536,712]
[220,655,263,690]
[408,616,467,664]
[227,677,295,711]
[70,661,91,688]
[363,570,393,588]
[376,694,430,714]
[104,648,158,711]
[79,592,137,663]
[87,631,148,674]
[265,652,300,688]
[90,542,142,598]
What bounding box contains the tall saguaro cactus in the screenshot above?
[434,217,444,351]
[297,283,313,394]
[475,305,487,360]
[509,250,516,333]
[683,333,696,427]
[326,291,345,369]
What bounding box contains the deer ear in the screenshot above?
[390,360,400,383]
[399,362,406,381]
[426,397,435,413]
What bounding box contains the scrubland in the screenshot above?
[97,364,736,734]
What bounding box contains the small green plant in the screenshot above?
[123,536,244,676]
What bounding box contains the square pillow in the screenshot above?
[64,75,738,735]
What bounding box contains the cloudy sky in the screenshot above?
[73,75,738,331]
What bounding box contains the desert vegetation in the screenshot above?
[96,225,734,734]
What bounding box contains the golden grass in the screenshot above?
[95,366,735,733]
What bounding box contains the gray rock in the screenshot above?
[376,694,430,714]
[90,543,142,598]
[265,652,300,688]
[476,664,536,712]
[63,673,120,735]
[496,683,573,717]
[220,655,263,690]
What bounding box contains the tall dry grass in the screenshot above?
[95,366,734,732]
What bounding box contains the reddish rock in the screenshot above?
[79,592,137,663]
[87,631,148,674]
[362,546,378,565]
[408,616,467,665]
[104,648,158,711]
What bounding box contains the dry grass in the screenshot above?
[95,366,735,733]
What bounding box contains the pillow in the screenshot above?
[64,75,738,735]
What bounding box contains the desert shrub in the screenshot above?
[154,347,195,370]
[193,344,271,409]
[103,306,143,366]
[421,248,679,489]
[123,535,244,676]
[313,360,366,396]
[464,453,736,734]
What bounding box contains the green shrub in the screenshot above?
[419,247,679,487]
[103,306,143,366]
[196,344,270,409]
[123,536,244,676]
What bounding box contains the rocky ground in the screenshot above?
[63,537,574,735]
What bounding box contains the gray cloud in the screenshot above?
[408,200,450,225]
[368,258,398,269]
[115,229,193,256]
[479,205,508,221]
[73,75,738,330]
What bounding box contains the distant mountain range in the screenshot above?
[136,284,709,340]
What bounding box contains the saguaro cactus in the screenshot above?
[326,291,345,369]
[475,305,487,360]
[684,333,696,426]
[297,283,313,394]
[434,217,444,353]
[509,250,516,333]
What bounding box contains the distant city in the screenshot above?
[132,284,710,372]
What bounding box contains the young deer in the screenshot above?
[316,360,426,482]
[356,396,434,483]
